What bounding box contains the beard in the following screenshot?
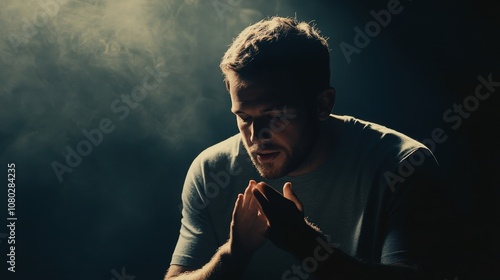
[241,109,321,179]
[249,148,292,179]
[244,136,316,179]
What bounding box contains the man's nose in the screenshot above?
[250,118,272,144]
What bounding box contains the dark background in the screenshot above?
[1,0,498,279]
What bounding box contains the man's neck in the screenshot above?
[287,116,335,177]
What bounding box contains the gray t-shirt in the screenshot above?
[170,115,442,279]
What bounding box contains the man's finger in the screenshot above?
[283,182,303,212]
[255,182,284,202]
[249,190,268,222]
[232,194,243,220]
[243,180,258,209]
[242,184,252,209]
[252,188,273,219]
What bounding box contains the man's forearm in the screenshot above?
[289,227,422,280]
[166,242,250,280]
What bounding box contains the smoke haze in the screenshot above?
[0,0,498,279]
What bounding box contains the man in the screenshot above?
[165,16,450,280]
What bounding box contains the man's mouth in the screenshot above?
[256,151,280,163]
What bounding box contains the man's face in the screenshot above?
[228,72,319,179]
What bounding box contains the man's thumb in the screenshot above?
[283,182,303,212]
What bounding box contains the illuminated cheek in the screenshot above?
[238,124,251,141]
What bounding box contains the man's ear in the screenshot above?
[316,87,335,121]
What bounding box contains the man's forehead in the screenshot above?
[230,96,287,113]
[230,85,288,103]
[228,72,297,104]
[229,90,294,115]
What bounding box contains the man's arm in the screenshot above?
[164,242,249,280]
[165,181,267,280]
[253,177,449,280]
[282,222,423,280]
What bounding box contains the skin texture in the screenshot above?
[229,180,268,258]
[227,71,335,179]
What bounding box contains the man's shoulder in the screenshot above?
[192,133,243,167]
[333,114,431,159]
[184,133,251,190]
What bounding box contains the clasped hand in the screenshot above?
[229,180,310,258]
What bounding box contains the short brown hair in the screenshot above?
[220,16,331,92]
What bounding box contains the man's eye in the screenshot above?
[238,115,252,122]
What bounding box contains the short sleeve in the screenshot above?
[380,147,449,277]
[170,157,220,269]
